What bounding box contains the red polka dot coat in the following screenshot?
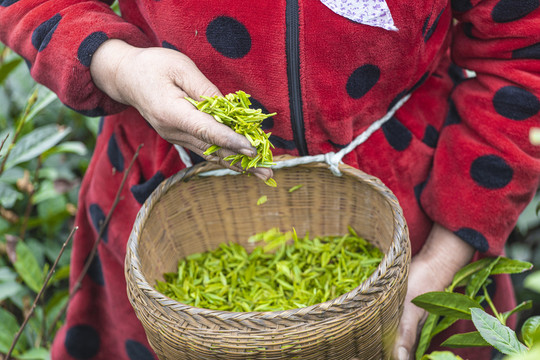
[1,0,539,359]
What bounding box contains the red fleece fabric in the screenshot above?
[1,1,539,359]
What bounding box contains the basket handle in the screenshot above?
[176,94,411,178]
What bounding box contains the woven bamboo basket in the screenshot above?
[125,156,411,360]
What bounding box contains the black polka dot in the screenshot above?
[493,86,540,120]
[414,180,427,207]
[249,98,274,130]
[512,42,540,60]
[422,15,431,37]
[448,63,466,85]
[462,22,476,39]
[451,0,473,12]
[409,72,430,94]
[89,204,108,243]
[388,90,408,110]
[328,139,347,149]
[0,0,19,7]
[162,41,179,51]
[381,117,412,152]
[77,31,109,67]
[206,16,251,59]
[346,64,380,99]
[189,150,206,165]
[454,228,489,252]
[65,325,100,359]
[424,8,445,43]
[131,171,165,204]
[444,100,461,126]
[422,125,439,148]
[86,253,104,285]
[269,135,296,150]
[125,339,155,360]
[492,0,539,23]
[31,14,61,52]
[107,133,124,172]
[97,117,104,136]
[470,154,513,189]
[66,105,106,118]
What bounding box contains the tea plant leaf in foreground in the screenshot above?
[440,331,490,348]
[0,307,23,354]
[523,271,540,294]
[471,308,527,356]
[421,351,464,360]
[503,301,533,323]
[521,316,540,348]
[416,313,438,359]
[411,292,482,320]
[465,257,500,298]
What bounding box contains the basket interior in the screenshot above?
[138,165,396,285]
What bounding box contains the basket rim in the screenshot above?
[126,158,410,322]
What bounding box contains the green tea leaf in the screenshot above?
[421,351,464,360]
[412,292,482,319]
[440,331,490,348]
[203,144,221,156]
[471,308,527,356]
[288,184,303,193]
[13,240,44,293]
[16,347,51,360]
[431,316,459,338]
[524,271,540,294]
[491,258,533,275]
[450,257,495,290]
[0,281,24,302]
[0,306,21,353]
[521,316,540,348]
[504,345,540,360]
[41,141,87,158]
[0,180,23,208]
[6,125,71,169]
[416,313,438,360]
[0,57,23,85]
[466,257,500,298]
[502,301,533,322]
[257,195,268,206]
[24,89,58,124]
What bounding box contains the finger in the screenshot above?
[393,301,426,360]
[175,99,258,156]
[175,138,273,181]
[171,55,223,100]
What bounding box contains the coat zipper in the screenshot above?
[286,0,308,156]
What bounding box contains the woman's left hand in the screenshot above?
[392,223,475,360]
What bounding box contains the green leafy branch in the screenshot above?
[413,256,535,359]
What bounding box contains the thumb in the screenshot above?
[393,303,426,360]
[171,54,223,100]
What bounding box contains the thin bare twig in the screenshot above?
[5,226,78,360]
[0,133,9,153]
[47,144,143,336]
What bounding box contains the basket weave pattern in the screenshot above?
[126,158,410,359]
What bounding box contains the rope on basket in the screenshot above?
[176,94,411,177]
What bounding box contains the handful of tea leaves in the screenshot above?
[186,91,277,186]
[155,227,383,312]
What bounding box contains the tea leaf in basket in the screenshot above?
[256,195,267,206]
[156,227,383,312]
[288,184,303,193]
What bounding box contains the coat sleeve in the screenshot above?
[0,0,152,116]
[419,0,540,256]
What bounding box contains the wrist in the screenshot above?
[90,39,140,105]
[415,223,475,288]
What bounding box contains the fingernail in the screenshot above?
[239,147,257,157]
[398,346,408,360]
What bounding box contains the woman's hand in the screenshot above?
[90,39,272,180]
[392,223,475,360]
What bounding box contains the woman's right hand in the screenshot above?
[90,39,272,180]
